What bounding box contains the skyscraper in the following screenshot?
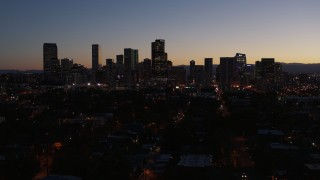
[255,58,282,90]
[116,55,124,84]
[61,58,73,75]
[259,58,276,80]
[92,44,100,71]
[194,65,204,86]
[124,48,139,86]
[116,55,124,66]
[43,43,59,81]
[189,60,196,84]
[142,58,152,84]
[235,53,246,73]
[219,57,236,91]
[151,39,167,82]
[168,67,187,86]
[61,58,73,84]
[133,49,139,71]
[204,58,213,85]
[234,53,246,85]
[106,59,115,86]
[124,48,138,71]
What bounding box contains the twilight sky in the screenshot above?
[0,0,319,70]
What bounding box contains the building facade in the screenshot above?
[204,58,213,86]
[152,39,167,83]
[219,57,236,91]
[92,44,100,71]
[124,48,139,86]
[43,43,60,82]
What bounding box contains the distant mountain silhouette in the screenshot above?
[0,63,319,75]
[177,63,320,74]
[0,70,43,74]
[280,63,320,73]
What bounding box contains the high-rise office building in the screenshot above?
[189,60,196,84]
[255,58,283,90]
[116,55,124,66]
[243,64,255,86]
[92,44,100,71]
[152,39,167,81]
[43,43,59,81]
[235,53,246,73]
[124,48,139,86]
[219,57,236,91]
[43,43,58,74]
[61,58,73,73]
[234,53,246,85]
[257,58,276,81]
[133,49,139,70]
[168,67,187,86]
[194,65,204,86]
[259,58,275,78]
[115,55,124,84]
[71,63,88,85]
[143,58,152,84]
[106,59,114,68]
[105,59,115,86]
[124,48,138,71]
[61,58,73,84]
[204,58,213,85]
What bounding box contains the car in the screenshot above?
[241,173,248,180]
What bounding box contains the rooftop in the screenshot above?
[178,154,213,168]
[258,129,285,136]
[269,143,299,150]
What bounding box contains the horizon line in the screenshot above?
[2,62,320,71]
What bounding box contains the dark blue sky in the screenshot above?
[1,0,319,69]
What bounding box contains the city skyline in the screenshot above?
[1,0,320,70]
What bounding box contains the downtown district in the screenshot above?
[0,39,320,179]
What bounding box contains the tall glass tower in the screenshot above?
[204,58,213,85]
[151,39,167,81]
[43,43,58,80]
[92,44,100,71]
